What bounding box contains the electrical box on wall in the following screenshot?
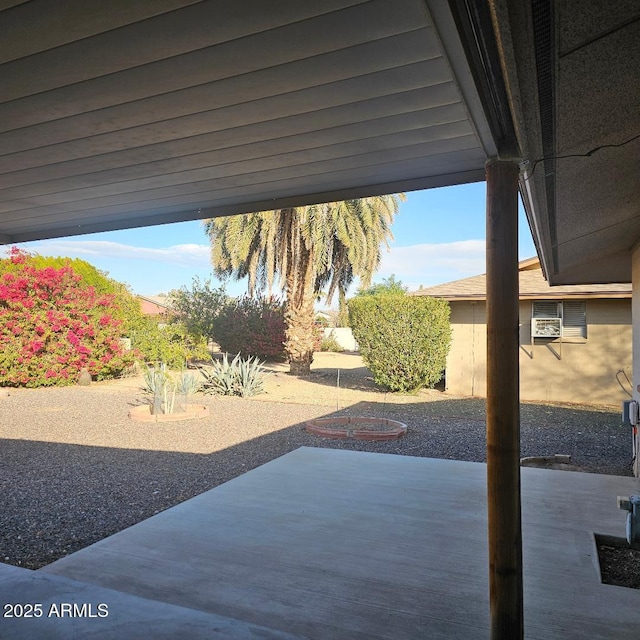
[622,400,639,426]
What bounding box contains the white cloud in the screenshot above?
[377,240,486,289]
[19,240,212,269]
[15,237,487,297]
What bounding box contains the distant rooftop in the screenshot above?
[138,295,172,306]
[137,295,172,316]
[412,259,632,301]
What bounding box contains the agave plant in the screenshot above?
[234,355,267,397]
[176,370,202,395]
[199,353,266,397]
[142,363,170,395]
[142,363,193,414]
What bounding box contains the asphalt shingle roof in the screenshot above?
[412,259,631,301]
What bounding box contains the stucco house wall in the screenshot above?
[444,302,487,398]
[416,258,632,406]
[445,299,632,405]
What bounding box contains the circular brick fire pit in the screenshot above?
[305,416,407,441]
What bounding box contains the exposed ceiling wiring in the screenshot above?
[520,131,640,178]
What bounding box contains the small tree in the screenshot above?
[205,195,403,374]
[169,276,227,343]
[356,274,408,297]
[348,294,451,392]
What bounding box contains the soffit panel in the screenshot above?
[506,0,640,284]
[8,149,486,240]
[1,0,371,99]
[553,16,640,274]
[0,0,202,64]
[0,60,457,169]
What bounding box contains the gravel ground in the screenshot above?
[0,376,634,570]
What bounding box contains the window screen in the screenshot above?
[532,301,560,318]
[562,301,587,338]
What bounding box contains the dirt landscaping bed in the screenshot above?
[0,352,634,570]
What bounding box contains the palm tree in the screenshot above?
[204,195,403,374]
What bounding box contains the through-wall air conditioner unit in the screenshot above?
[531,317,561,338]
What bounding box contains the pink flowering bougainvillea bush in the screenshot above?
[0,248,137,387]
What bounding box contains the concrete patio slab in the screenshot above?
[31,447,640,639]
[0,565,302,639]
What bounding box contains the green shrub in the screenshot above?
[348,294,451,392]
[199,353,266,397]
[100,281,210,368]
[129,315,209,368]
[214,296,286,361]
[319,331,344,352]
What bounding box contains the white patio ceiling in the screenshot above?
[1,1,638,281]
[0,0,496,244]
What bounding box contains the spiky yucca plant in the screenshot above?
[199,353,266,397]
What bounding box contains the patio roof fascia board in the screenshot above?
[417,291,632,302]
[519,169,553,280]
[1,168,486,245]
[445,0,520,160]
[424,1,497,160]
[518,291,632,300]
[486,0,555,282]
[419,294,487,301]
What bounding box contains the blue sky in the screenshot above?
[14,182,536,303]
